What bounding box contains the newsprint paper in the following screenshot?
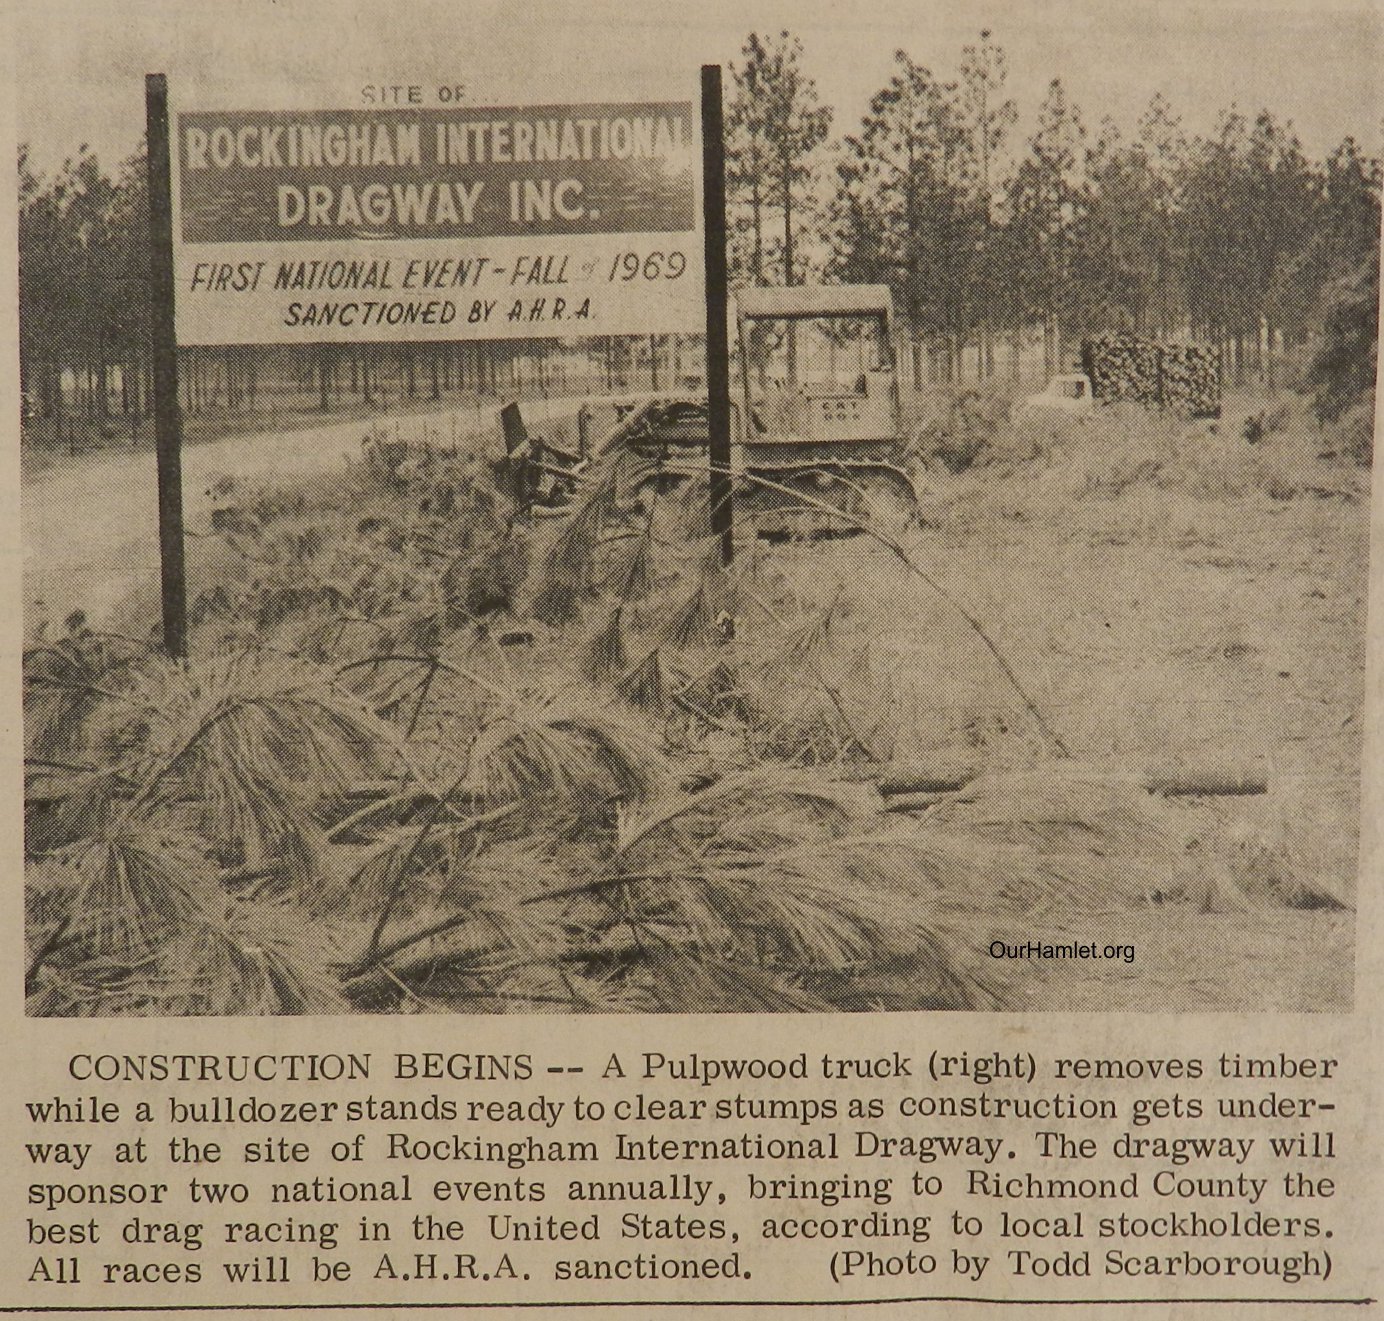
[6,0,1384,1317]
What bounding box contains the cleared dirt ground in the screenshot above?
[755,390,1367,1010]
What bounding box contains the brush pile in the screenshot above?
[24,423,1330,1016]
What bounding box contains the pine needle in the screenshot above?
[465,702,662,815]
[528,449,656,625]
[661,544,735,650]
[581,604,628,683]
[615,649,665,714]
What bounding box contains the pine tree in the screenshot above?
[1008,79,1089,373]
[831,52,977,383]
[958,30,1016,377]
[726,31,832,289]
[726,31,832,382]
[1136,93,1189,338]
[727,35,772,287]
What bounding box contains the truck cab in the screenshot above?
[1019,373,1096,418]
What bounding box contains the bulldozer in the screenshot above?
[732,284,919,536]
[499,284,920,538]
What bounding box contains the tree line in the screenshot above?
[19,140,150,423]
[17,137,691,432]
[726,29,1381,392]
[17,30,1383,435]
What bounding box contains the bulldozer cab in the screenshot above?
[735,285,901,450]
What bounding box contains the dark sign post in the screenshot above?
[700,65,734,568]
[145,73,189,660]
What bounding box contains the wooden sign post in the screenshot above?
[145,73,188,660]
[700,64,734,568]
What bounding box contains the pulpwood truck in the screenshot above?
[1080,333,1222,418]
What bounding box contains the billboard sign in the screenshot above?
[171,101,702,344]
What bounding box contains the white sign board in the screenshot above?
[171,99,702,345]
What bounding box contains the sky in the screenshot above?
[14,0,1384,177]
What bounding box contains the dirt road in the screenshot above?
[23,401,569,630]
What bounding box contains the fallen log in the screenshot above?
[876,762,1269,803]
[1143,769,1268,797]
[882,792,950,814]
[876,762,980,797]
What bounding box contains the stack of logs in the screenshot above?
[1081,334,1222,418]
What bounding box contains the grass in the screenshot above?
[23,384,1368,1014]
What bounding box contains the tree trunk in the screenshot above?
[783,159,798,386]
[750,171,764,285]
